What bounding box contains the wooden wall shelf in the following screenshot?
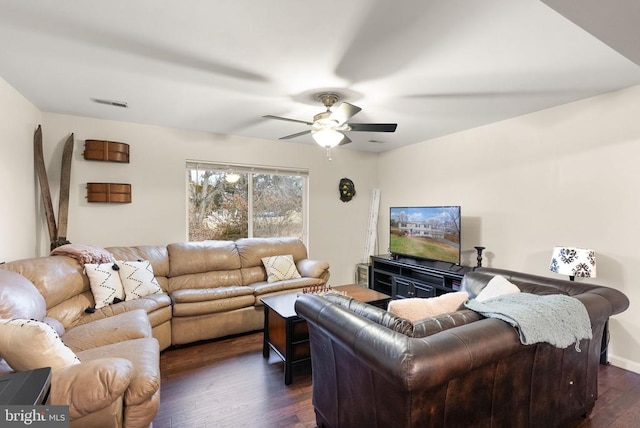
[84,140,129,163]
[86,183,132,203]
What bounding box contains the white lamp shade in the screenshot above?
[312,129,343,148]
[549,246,596,278]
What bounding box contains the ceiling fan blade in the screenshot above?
[348,123,397,132]
[280,129,311,140]
[338,134,352,146]
[263,115,313,126]
[329,102,361,125]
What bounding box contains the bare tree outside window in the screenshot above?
[187,165,306,242]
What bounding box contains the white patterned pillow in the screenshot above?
[261,255,302,283]
[116,260,163,300]
[0,318,81,372]
[85,262,125,309]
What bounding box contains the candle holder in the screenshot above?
[474,246,486,268]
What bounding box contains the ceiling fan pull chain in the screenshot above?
[326,146,332,160]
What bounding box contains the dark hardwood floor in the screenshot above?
[154,332,640,428]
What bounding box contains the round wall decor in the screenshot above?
[339,178,356,202]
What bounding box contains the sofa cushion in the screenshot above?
[0,269,46,320]
[252,277,326,300]
[171,286,253,304]
[76,293,172,328]
[85,262,125,309]
[63,309,152,352]
[167,241,240,277]
[1,256,87,313]
[172,295,256,317]
[236,237,308,268]
[476,275,520,302]
[261,255,301,282]
[168,270,245,292]
[117,260,163,300]
[171,286,256,317]
[0,318,81,372]
[107,245,170,278]
[387,292,469,322]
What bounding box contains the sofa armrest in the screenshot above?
[296,259,330,280]
[63,309,152,352]
[50,357,133,419]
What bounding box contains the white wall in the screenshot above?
[378,84,640,373]
[38,113,378,284]
[0,76,41,262]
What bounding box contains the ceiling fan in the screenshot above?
[263,92,397,149]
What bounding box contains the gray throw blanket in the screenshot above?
[465,293,592,350]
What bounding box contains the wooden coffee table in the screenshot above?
[261,284,390,385]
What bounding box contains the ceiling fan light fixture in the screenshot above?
[312,129,343,148]
[225,172,241,183]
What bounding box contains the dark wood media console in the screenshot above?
[370,255,474,299]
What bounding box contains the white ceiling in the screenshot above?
[1,0,639,153]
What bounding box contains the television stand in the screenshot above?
[370,255,473,299]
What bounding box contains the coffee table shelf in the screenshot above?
[261,284,389,385]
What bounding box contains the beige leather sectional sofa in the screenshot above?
[0,237,329,428]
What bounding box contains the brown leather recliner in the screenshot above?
[295,268,629,428]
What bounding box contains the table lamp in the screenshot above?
[549,246,596,281]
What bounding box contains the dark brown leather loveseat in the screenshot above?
[295,267,629,428]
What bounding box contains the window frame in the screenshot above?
[186,161,309,245]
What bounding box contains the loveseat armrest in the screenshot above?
[63,309,152,352]
[50,357,133,420]
[296,259,330,281]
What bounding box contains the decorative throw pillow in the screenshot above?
[0,318,81,372]
[475,275,521,302]
[85,262,125,309]
[261,255,302,283]
[116,260,163,300]
[387,291,469,322]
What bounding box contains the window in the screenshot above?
[187,162,308,242]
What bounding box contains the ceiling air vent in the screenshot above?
[90,98,128,108]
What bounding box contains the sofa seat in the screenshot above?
[78,293,171,324]
[172,286,256,316]
[251,276,326,304]
[63,309,152,352]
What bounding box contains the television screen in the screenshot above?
[389,206,461,264]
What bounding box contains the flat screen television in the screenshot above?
[389,206,461,265]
